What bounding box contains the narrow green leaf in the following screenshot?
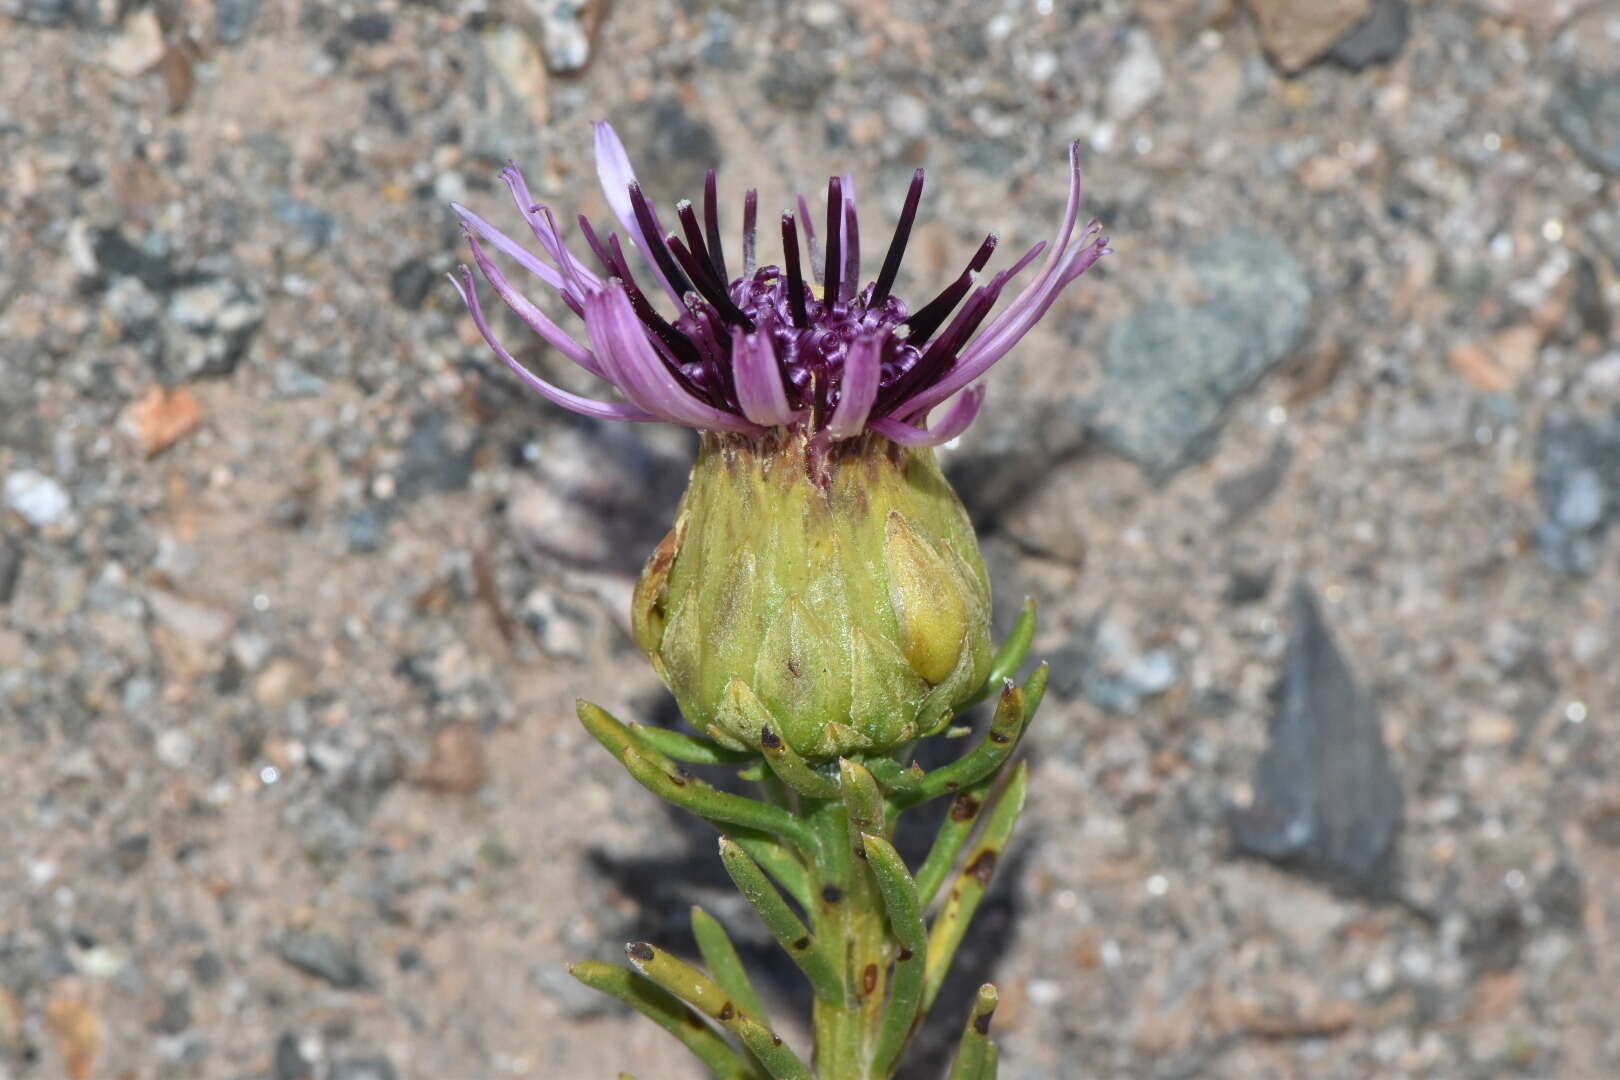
[691,905,769,1024]
[567,961,752,1080]
[620,745,817,852]
[761,724,841,799]
[924,763,1028,1012]
[962,598,1037,708]
[837,758,886,853]
[726,828,813,911]
[893,682,1025,810]
[863,833,928,1077]
[631,723,754,765]
[718,837,845,1006]
[946,984,1000,1080]
[624,942,813,1080]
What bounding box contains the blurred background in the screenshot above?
[3,0,1619,1076]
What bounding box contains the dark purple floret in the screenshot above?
[450,122,1110,445]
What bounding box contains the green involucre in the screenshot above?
[633,432,993,760]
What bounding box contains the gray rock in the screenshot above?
[345,507,386,554]
[273,931,369,989]
[1550,73,1620,176]
[273,1033,312,1080]
[9,0,77,27]
[214,0,262,44]
[1589,206,1620,274]
[389,258,435,309]
[532,962,617,1020]
[0,538,22,604]
[328,1058,396,1080]
[1048,616,1180,713]
[92,228,184,291]
[5,470,71,527]
[1096,230,1311,477]
[270,193,339,255]
[165,276,266,378]
[626,97,722,200]
[1535,413,1620,575]
[760,51,830,114]
[1328,0,1409,70]
[528,0,591,73]
[394,410,477,500]
[1228,584,1403,897]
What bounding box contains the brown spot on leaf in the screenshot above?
[863,963,878,995]
[897,948,913,962]
[792,937,810,951]
[821,884,844,904]
[974,1006,995,1035]
[760,726,782,750]
[950,793,981,821]
[626,942,655,963]
[719,1002,735,1021]
[967,849,998,885]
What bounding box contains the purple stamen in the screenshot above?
[871,169,924,307]
[628,182,694,299]
[781,212,810,328]
[823,178,844,309]
[703,169,728,282]
[742,189,759,277]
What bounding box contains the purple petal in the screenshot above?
[825,334,881,439]
[593,122,684,307]
[450,268,656,423]
[453,202,570,296]
[731,329,796,426]
[893,146,1108,416]
[499,164,602,300]
[870,385,986,447]
[465,233,606,379]
[584,283,760,433]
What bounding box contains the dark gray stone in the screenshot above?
[274,1032,312,1080]
[394,410,477,500]
[1588,207,1620,274]
[270,193,339,254]
[344,507,385,554]
[1228,584,1403,897]
[165,276,266,378]
[1550,74,1620,177]
[272,931,369,989]
[342,13,391,42]
[1215,440,1293,522]
[1535,861,1584,932]
[91,229,184,292]
[150,990,191,1034]
[0,538,21,605]
[1096,229,1311,477]
[1328,0,1409,71]
[1047,616,1179,712]
[759,51,830,114]
[1534,413,1620,576]
[628,96,722,199]
[214,0,262,44]
[11,0,77,26]
[389,258,435,309]
[328,1058,396,1080]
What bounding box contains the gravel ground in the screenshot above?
[3,1,1620,1077]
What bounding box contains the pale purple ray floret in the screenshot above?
[450,122,1110,447]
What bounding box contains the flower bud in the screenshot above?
[633,433,992,759]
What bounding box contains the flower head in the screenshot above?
[451,123,1109,448]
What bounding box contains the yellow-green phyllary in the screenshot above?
[451,122,1109,759]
